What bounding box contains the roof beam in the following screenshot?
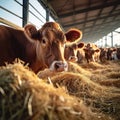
[102,3,118,23]
[82,0,92,32]
[38,0,58,20]
[90,0,107,31]
[114,31,120,34]
[82,19,120,31]
[83,21,120,34]
[59,0,120,18]
[82,25,120,42]
[63,12,120,27]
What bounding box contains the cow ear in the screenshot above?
[77,42,85,48]
[65,29,82,43]
[24,24,39,41]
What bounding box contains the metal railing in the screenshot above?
[0,0,48,28]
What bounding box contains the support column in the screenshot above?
[100,39,102,47]
[111,32,113,47]
[46,7,50,22]
[105,36,107,47]
[23,0,29,27]
[101,38,103,47]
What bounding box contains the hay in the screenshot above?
[98,79,120,88]
[79,62,104,70]
[37,62,91,80]
[90,63,120,89]
[37,68,60,80]
[106,72,120,79]
[37,60,120,120]
[50,72,120,120]
[68,62,91,77]
[0,62,107,120]
[0,60,120,120]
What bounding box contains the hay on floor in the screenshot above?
[50,71,120,120]
[0,62,108,120]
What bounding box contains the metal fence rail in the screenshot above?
[0,17,23,30]
[0,0,51,28]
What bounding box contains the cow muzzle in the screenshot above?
[50,61,68,72]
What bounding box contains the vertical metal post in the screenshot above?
[105,36,107,47]
[101,39,103,47]
[111,32,113,47]
[46,7,50,22]
[23,0,29,27]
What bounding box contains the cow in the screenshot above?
[99,47,108,62]
[64,43,78,62]
[117,47,120,59]
[64,29,82,62]
[64,42,84,62]
[90,43,101,62]
[107,47,118,60]
[83,43,101,63]
[0,22,82,73]
[77,42,86,63]
[111,48,118,60]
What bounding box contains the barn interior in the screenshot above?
[0,0,120,44]
[0,1,120,120]
[39,0,120,43]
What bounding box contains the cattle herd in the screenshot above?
[0,22,120,74]
[66,41,120,64]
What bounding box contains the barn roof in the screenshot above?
[39,0,120,43]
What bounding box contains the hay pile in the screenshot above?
[50,72,120,120]
[90,61,120,88]
[38,62,92,80]
[0,60,120,120]
[38,61,120,120]
[0,62,108,120]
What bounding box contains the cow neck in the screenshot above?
[34,40,47,71]
[11,29,31,50]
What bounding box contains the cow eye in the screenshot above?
[41,38,48,47]
[41,38,47,45]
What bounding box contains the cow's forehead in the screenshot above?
[42,22,61,31]
[41,28,66,44]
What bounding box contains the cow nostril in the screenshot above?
[55,63,60,69]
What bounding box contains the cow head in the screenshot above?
[64,43,78,62]
[64,29,83,62]
[83,43,100,63]
[24,22,82,73]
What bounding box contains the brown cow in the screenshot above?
[99,48,108,62]
[64,43,78,62]
[64,42,84,62]
[107,47,118,60]
[84,43,100,63]
[0,22,81,73]
[64,29,83,62]
[77,42,86,63]
[117,47,120,59]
